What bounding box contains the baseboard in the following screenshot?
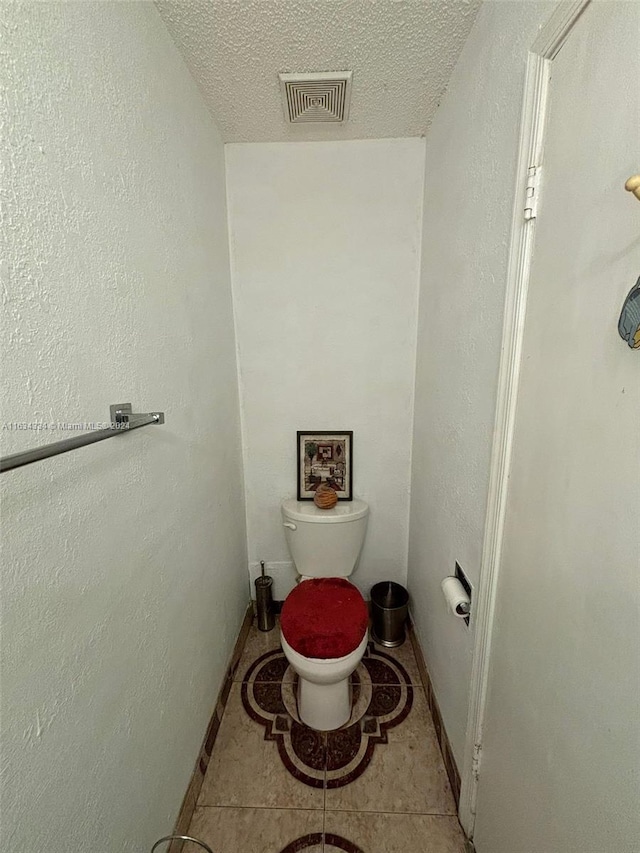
[407,617,462,809]
[170,603,253,847]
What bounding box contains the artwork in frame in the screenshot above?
[297,431,353,501]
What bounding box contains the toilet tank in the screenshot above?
[281,498,369,578]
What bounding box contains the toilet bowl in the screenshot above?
[280,498,370,730]
[281,576,369,730]
[282,626,368,731]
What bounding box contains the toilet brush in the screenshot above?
[255,560,275,632]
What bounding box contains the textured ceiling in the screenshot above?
[156,0,481,142]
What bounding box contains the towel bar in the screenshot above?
[0,403,165,473]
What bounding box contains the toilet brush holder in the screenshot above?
[255,575,275,632]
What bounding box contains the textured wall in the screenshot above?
[408,1,554,764]
[226,139,424,599]
[156,0,480,142]
[0,4,247,852]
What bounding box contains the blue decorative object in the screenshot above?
[618,277,640,348]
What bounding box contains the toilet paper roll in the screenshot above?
[441,577,471,618]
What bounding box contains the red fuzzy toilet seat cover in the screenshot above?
[281,578,368,659]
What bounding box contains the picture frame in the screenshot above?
[297,431,353,501]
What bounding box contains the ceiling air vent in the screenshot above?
[279,71,352,124]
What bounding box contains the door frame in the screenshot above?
[458,0,592,838]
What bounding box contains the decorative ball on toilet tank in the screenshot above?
[314,483,338,509]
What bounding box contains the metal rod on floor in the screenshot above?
[0,403,165,474]
[150,836,215,853]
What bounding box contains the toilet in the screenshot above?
[280,497,369,731]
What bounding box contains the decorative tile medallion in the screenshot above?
[241,642,413,788]
[280,833,364,853]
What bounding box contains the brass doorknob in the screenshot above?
[624,175,640,200]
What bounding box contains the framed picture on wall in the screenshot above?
[297,431,353,501]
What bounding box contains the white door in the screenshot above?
[474,3,640,852]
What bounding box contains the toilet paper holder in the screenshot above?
[453,598,470,616]
[441,566,472,626]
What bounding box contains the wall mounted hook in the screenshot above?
[618,277,640,349]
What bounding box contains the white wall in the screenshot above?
[407,0,553,764]
[0,5,247,852]
[226,140,424,600]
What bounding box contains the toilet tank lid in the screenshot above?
[282,498,369,524]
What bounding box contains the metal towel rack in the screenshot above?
[0,403,165,474]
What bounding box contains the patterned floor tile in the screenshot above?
[240,642,414,790]
[195,614,464,851]
[188,806,323,853]
[324,686,456,815]
[325,811,466,853]
[233,618,282,681]
[282,833,365,852]
[368,633,421,684]
[197,684,323,809]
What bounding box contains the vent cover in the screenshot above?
[279,71,352,124]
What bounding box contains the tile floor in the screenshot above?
[188,618,466,853]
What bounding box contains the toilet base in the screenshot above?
[281,631,368,732]
[297,675,352,731]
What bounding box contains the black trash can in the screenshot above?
[370,581,409,647]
